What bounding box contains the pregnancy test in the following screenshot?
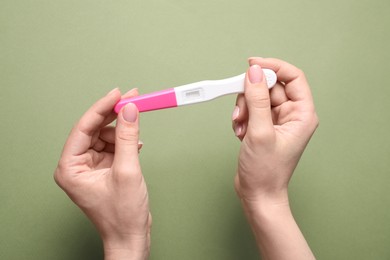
[114,69,277,113]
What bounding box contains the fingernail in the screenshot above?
[248,65,263,84]
[124,88,139,97]
[107,88,119,96]
[232,106,240,121]
[235,124,242,137]
[122,103,138,122]
[138,140,144,150]
[248,56,263,61]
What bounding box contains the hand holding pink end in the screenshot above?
[54,88,151,260]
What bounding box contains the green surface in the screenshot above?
[1,0,390,259]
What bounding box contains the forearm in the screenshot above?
[241,195,315,260]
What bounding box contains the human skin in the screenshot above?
[54,88,151,260]
[53,57,317,260]
[232,58,318,260]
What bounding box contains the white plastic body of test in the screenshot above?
[174,69,277,106]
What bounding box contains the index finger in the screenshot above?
[62,88,121,157]
[249,57,313,103]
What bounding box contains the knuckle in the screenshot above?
[296,68,305,77]
[301,112,319,136]
[312,113,320,130]
[313,113,319,127]
[53,165,68,189]
[53,169,61,186]
[247,92,271,110]
[116,128,139,144]
[53,158,76,189]
[291,63,305,77]
[76,118,91,136]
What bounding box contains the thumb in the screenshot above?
[113,103,141,179]
[245,64,274,138]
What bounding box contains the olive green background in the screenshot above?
[1,0,389,259]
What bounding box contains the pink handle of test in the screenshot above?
[114,88,178,113]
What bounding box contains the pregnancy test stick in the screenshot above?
[114,69,277,113]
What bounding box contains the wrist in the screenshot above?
[104,248,149,260]
[103,234,150,260]
[237,183,290,209]
[240,192,315,260]
[239,190,291,224]
[241,195,294,244]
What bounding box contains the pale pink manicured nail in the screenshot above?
[107,87,119,96]
[235,124,242,137]
[232,106,240,121]
[248,65,263,84]
[248,56,263,61]
[122,103,138,122]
